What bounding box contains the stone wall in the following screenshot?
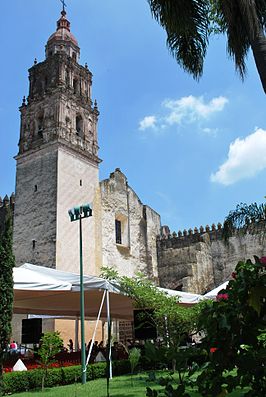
[13,145,58,268]
[55,146,99,275]
[100,169,161,278]
[157,222,266,293]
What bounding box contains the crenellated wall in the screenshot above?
[157,221,266,293]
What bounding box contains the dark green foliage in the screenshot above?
[147,1,266,93]
[145,346,207,396]
[2,360,130,394]
[101,267,200,349]
[223,201,266,240]
[38,332,64,390]
[0,208,15,396]
[211,0,266,79]
[148,0,210,79]
[197,257,266,396]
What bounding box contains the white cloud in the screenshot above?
[138,95,228,134]
[164,95,228,125]
[211,128,266,185]
[201,127,219,136]
[139,115,157,131]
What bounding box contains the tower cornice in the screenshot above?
[15,139,102,166]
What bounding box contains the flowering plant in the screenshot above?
[197,257,266,397]
[216,293,229,301]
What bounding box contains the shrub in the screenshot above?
[3,360,130,394]
[197,257,266,396]
[38,331,63,391]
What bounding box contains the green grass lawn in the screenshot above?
[9,373,247,397]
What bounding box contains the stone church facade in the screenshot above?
[11,10,161,281]
[0,10,265,341]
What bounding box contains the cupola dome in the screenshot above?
[45,10,80,61]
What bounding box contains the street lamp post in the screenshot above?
[68,203,92,385]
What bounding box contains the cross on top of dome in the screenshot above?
[60,0,67,14]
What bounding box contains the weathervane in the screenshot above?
[60,0,67,13]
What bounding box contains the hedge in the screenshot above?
[3,360,131,394]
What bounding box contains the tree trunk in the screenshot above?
[251,33,266,94]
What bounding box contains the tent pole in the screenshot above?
[85,290,106,367]
[106,290,112,379]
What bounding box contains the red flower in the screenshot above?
[231,272,237,279]
[210,347,218,353]
[216,293,229,301]
[259,257,266,265]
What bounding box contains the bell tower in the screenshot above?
[13,10,101,274]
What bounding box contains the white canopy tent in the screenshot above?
[203,281,229,300]
[159,287,203,305]
[13,264,134,320]
[13,264,207,375]
[13,263,135,378]
[13,264,204,316]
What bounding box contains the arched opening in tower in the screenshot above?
[76,115,83,138]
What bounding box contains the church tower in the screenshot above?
[13,10,101,274]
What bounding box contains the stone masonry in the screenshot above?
[1,9,266,343]
[157,222,266,294]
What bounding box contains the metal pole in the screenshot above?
[75,317,79,352]
[79,213,86,384]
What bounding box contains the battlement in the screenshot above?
[0,193,15,236]
[158,220,266,249]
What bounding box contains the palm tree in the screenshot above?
[222,201,266,240]
[147,0,266,93]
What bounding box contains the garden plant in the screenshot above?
[197,257,266,396]
[38,331,64,391]
[0,208,14,397]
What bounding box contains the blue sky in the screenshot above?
[0,0,265,232]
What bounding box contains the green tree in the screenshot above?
[197,257,266,396]
[100,267,200,352]
[147,0,266,93]
[223,200,266,240]
[0,207,15,397]
[38,331,63,391]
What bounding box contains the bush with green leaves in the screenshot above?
[38,331,63,390]
[101,267,200,350]
[145,345,207,397]
[3,360,130,394]
[0,207,14,397]
[197,257,266,397]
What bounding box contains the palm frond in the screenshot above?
[148,0,210,79]
[223,202,266,240]
[215,0,266,78]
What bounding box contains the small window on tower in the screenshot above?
[37,114,44,136]
[32,240,36,250]
[34,185,38,192]
[72,52,77,61]
[76,115,83,137]
[115,220,122,244]
[80,179,82,186]
[73,78,78,94]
